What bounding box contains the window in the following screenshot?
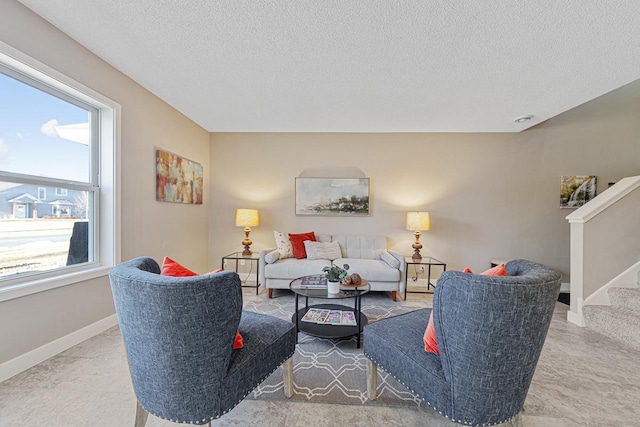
[0,42,118,297]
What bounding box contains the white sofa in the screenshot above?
[259,234,406,300]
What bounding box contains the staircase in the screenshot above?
[583,274,640,351]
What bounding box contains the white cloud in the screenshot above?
[41,119,59,137]
[0,139,9,161]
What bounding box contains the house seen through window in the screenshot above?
[0,63,98,279]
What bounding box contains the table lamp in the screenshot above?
[235,209,259,255]
[406,211,430,260]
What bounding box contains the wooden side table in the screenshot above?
[404,256,446,299]
[221,251,261,295]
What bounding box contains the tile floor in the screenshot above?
[0,288,639,427]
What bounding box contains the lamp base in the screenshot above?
[411,231,423,260]
[241,228,253,256]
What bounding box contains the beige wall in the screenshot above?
[210,79,640,280]
[0,1,210,364]
[2,0,639,368]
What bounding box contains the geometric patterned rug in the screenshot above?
[243,291,430,407]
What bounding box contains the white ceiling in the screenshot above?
[17,1,640,133]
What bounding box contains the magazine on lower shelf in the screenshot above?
[301,308,357,326]
[301,308,330,323]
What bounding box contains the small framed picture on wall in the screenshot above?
[560,175,596,209]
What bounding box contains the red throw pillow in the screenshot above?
[463,263,508,276]
[161,256,198,277]
[423,311,439,355]
[288,232,317,259]
[233,330,243,349]
[160,257,243,349]
[425,263,509,355]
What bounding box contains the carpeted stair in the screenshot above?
[583,286,640,351]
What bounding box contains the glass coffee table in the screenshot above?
[290,275,370,348]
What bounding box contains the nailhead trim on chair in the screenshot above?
[363,352,518,427]
[141,351,295,424]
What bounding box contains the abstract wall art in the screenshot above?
[156,148,203,204]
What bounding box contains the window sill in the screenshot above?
[0,265,112,303]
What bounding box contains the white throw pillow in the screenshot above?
[274,231,294,259]
[304,241,343,260]
[264,250,280,264]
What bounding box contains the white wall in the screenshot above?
[210,79,640,279]
[0,1,210,366]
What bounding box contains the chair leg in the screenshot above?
[367,359,377,400]
[282,356,294,398]
[510,411,523,427]
[391,291,397,301]
[268,288,273,298]
[134,401,148,427]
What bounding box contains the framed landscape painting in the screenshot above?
[156,149,203,204]
[560,175,596,208]
[295,178,370,216]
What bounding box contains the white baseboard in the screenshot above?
[567,294,585,327]
[567,310,585,327]
[0,314,118,383]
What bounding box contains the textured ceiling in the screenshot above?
[16,1,640,132]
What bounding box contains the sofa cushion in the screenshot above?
[331,235,387,259]
[264,258,331,279]
[334,258,400,282]
[364,308,450,411]
[304,241,342,260]
[316,234,332,243]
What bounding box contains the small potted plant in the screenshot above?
[323,263,349,294]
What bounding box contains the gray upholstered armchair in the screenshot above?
[109,257,296,426]
[364,259,561,426]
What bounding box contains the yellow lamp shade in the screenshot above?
[406,212,430,231]
[235,209,259,227]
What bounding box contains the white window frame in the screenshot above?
[37,187,46,200]
[55,188,68,196]
[0,41,120,302]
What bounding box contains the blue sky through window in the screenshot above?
[0,72,90,183]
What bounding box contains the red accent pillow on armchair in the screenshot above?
[423,311,439,355]
[288,232,316,259]
[160,257,243,349]
[464,263,508,276]
[424,263,509,354]
[161,256,198,277]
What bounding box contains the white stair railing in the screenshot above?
[565,176,640,326]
